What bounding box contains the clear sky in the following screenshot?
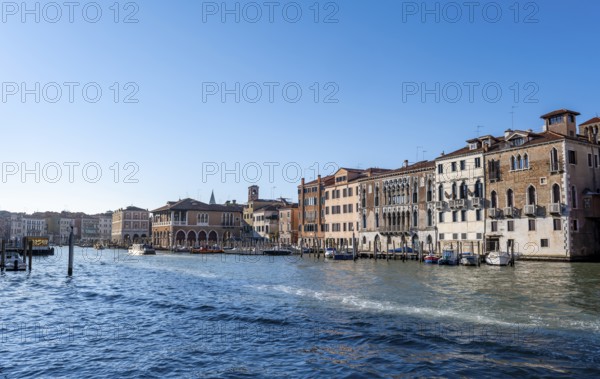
[1,0,599,214]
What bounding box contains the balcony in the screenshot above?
[503,207,516,218]
[549,203,562,215]
[488,208,500,218]
[472,197,483,208]
[435,201,446,211]
[524,205,537,216]
[449,199,466,209]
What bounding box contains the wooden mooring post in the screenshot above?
[68,226,74,276]
[1,239,5,272]
[28,240,33,271]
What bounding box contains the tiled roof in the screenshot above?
[581,117,600,126]
[151,198,243,213]
[540,109,580,118]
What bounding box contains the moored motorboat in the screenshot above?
[438,250,459,265]
[190,246,224,254]
[460,252,478,266]
[128,244,156,255]
[3,251,27,271]
[424,253,440,264]
[262,248,292,256]
[324,248,336,259]
[486,251,512,266]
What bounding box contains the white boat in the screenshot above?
[324,248,336,259]
[128,244,156,255]
[460,252,478,266]
[486,251,512,266]
[3,251,27,271]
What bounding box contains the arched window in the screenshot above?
[427,209,433,226]
[438,184,444,201]
[413,182,418,203]
[413,210,418,227]
[474,180,483,198]
[523,154,529,169]
[460,182,468,199]
[507,189,514,207]
[571,186,577,208]
[517,155,523,170]
[510,156,516,171]
[375,186,380,207]
[427,180,433,202]
[550,148,559,172]
[491,191,498,208]
[375,213,379,228]
[527,186,536,205]
[552,184,561,204]
[451,183,457,199]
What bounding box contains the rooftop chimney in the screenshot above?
[403,160,409,168]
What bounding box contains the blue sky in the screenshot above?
[1,0,599,213]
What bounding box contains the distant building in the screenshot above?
[253,205,281,241]
[242,185,288,240]
[112,206,150,243]
[151,198,243,248]
[97,213,112,241]
[278,204,299,245]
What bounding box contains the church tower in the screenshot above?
[209,190,216,205]
[248,185,259,202]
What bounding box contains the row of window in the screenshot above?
[490,183,581,208]
[437,158,482,174]
[327,187,354,199]
[326,204,354,215]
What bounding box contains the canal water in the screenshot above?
[1,248,599,378]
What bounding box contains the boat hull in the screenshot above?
[486,253,511,266]
[262,250,292,256]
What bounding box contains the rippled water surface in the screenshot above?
[1,248,600,378]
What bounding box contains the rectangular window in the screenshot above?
[453,233,458,240]
[461,210,467,222]
[491,221,498,232]
[476,209,482,221]
[348,188,353,197]
[572,219,579,232]
[343,188,347,197]
[507,220,514,231]
[439,212,444,223]
[474,157,481,168]
[553,218,561,231]
[588,153,593,167]
[325,207,329,215]
[528,219,536,231]
[451,162,457,172]
[452,211,458,222]
[439,233,445,240]
[438,164,444,174]
[461,233,467,240]
[476,233,483,240]
[568,150,577,164]
[541,239,549,248]
[460,160,466,170]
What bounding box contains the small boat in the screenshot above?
[486,251,512,266]
[262,248,292,256]
[173,246,190,253]
[128,244,156,255]
[460,252,478,266]
[191,246,224,254]
[3,251,27,271]
[438,250,459,265]
[424,253,439,264]
[94,243,105,250]
[324,248,336,259]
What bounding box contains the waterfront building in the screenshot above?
[484,109,600,260]
[151,198,243,248]
[242,185,286,240]
[111,206,150,244]
[322,168,364,250]
[358,162,435,253]
[435,137,490,255]
[252,205,281,241]
[278,204,299,245]
[298,174,334,247]
[97,213,113,241]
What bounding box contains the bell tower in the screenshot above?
[248,185,259,202]
[540,109,580,137]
